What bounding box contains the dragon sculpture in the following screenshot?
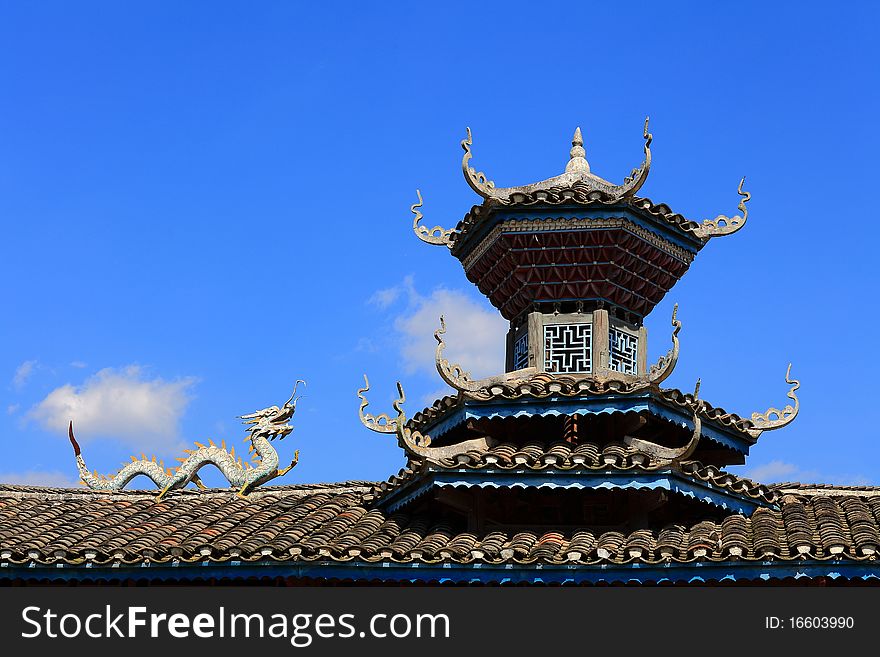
[68,381,304,499]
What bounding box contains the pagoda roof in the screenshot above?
[449,192,709,259]
[410,386,762,451]
[366,451,779,514]
[2,483,879,585]
[460,122,655,207]
[415,123,751,255]
[413,124,751,321]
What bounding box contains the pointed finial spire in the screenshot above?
[565,127,590,174]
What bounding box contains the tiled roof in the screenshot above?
[770,483,880,497]
[365,443,777,506]
[410,387,755,440]
[2,483,878,572]
[451,189,705,256]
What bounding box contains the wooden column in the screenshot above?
[527,311,543,371]
[638,325,649,376]
[592,309,609,374]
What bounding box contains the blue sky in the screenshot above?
[0,2,878,488]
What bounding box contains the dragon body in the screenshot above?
[69,382,304,498]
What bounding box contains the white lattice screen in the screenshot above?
[513,333,529,370]
[609,327,638,374]
[544,324,592,373]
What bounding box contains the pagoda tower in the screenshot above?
[358,122,799,547]
[14,121,880,590]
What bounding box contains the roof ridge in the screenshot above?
[0,480,377,501]
[771,482,880,496]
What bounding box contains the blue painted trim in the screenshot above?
[647,404,750,454]
[425,393,651,438]
[4,559,879,585]
[422,394,751,456]
[376,468,775,515]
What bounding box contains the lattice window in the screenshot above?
[544,323,592,373]
[513,333,529,370]
[609,327,639,375]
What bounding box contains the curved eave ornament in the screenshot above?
[746,364,800,438]
[646,303,681,387]
[410,189,457,248]
[434,315,537,394]
[624,379,703,464]
[358,375,494,463]
[691,177,751,239]
[461,118,652,204]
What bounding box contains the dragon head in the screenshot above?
[264,422,294,441]
[239,381,305,440]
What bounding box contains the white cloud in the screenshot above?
[377,277,507,378]
[6,404,19,415]
[27,365,198,451]
[368,275,421,310]
[354,337,379,354]
[0,470,80,487]
[70,360,87,369]
[12,360,38,389]
[422,386,455,405]
[746,460,808,482]
[369,285,403,310]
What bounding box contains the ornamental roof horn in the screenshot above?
[461,118,652,204]
[357,374,495,462]
[623,379,704,464]
[746,364,800,438]
[691,177,751,239]
[646,304,682,387]
[411,189,457,248]
[434,315,536,395]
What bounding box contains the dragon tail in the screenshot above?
[69,421,104,487]
[69,421,147,490]
[68,420,81,456]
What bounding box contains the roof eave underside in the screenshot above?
[3,559,879,586]
[451,196,706,260]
